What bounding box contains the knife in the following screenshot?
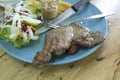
[35,0,90,34]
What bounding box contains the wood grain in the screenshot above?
[0,6,4,14]
[0,0,120,80]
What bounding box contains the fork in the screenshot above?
[46,12,115,28]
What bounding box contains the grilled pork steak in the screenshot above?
[44,26,73,55]
[33,26,73,66]
[71,23,105,48]
[33,22,105,66]
[67,23,105,53]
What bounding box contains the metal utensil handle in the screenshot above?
[69,12,115,23]
[72,0,90,11]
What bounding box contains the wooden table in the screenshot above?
[0,0,120,80]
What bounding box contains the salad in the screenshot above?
[0,1,43,48]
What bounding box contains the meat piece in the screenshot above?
[33,22,105,66]
[67,42,77,54]
[74,31,105,48]
[66,23,91,53]
[33,50,51,67]
[70,22,90,40]
[44,26,73,55]
[33,26,73,66]
[70,23,105,48]
[67,23,105,53]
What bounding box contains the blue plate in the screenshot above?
[0,0,108,65]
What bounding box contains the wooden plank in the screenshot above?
[0,48,6,58]
[0,45,119,80]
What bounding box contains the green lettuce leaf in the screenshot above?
[0,27,11,41]
[10,36,30,48]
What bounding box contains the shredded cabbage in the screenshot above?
[0,1,43,48]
